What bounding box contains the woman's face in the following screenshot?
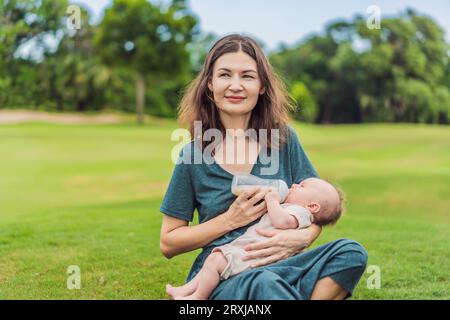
[208,51,265,117]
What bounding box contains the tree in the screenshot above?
[94,0,198,124]
[0,0,68,108]
[187,31,217,74]
[0,0,68,61]
[271,9,450,124]
[355,9,449,123]
[290,81,317,122]
[44,5,111,112]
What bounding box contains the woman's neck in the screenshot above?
[218,111,252,134]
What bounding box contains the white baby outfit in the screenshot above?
[212,203,313,280]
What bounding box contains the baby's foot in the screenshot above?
[174,294,205,300]
[166,284,178,299]
[166,284,193,299]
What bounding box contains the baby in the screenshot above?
[166,177,344,300]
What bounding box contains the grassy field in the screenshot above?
[0,118,449,299]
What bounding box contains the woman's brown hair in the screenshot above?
[178,34,295,154]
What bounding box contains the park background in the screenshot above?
[0,0,449,299]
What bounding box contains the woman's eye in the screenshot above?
[243,75,254,79]
[219,73,230,78]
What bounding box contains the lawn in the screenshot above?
[0,119,449,299]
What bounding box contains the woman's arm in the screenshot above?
[160,214,233,258]
[241,224,322,267]
[160,187,270,259]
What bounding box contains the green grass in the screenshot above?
[0,120,449,299]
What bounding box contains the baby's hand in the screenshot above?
[265,191,281,203]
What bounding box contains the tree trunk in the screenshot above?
[136,73,145,125]
[321,103,333,123]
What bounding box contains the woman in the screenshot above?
[160,34,368,300]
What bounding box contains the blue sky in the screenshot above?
[75,0,450,51]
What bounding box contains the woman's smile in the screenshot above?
[226,96,246,103]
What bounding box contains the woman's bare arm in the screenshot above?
[160,187,270,259]
[160,214,235,258]
[241,224,322,267]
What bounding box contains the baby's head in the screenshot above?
[285,178,344,226]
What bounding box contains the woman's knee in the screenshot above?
[335,238,369,268]
[252,269,280,284]
[211,269,298,300]
[248,270,298,299]
[246,269,285,293]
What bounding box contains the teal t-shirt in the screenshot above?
[160,126,318,277]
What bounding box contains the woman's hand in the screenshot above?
[223,187,270,230]
[241,224,322,268]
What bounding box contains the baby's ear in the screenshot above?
[307,202,320,213]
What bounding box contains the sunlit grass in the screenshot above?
[0,120,449,299]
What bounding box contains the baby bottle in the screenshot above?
[231,172,289,202]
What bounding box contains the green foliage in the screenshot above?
[187,32,218,74]
[0,0,197,119]
[271,9,450,124]
[0,0,68,108]
[0,0,68,60]
[0,3,448,124]
[290,81,317,122]
[94,0,198,121]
